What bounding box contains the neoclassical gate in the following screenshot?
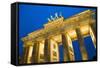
[21,10,96,64]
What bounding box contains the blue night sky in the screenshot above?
[19,4,96,61]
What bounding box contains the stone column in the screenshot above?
[89,26,96,48]
[31,41,40,63]
[44,38,59,62]
[67,34,75,61]
[75,28,88,60]
[51,39,59,62]
[89,14,96,48]
[27,46,33,63]
[62,33,75,61]
[22,41,33,64]
[22,45,30,64]
[44,38,51,62]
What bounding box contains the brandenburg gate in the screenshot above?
[21,10,96,64]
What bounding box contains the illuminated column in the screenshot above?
[38,41,45,63]
[67,34,75,61]
[44,38,52,62]
[89,14,96,48]
[22,46,30,64]
[75,28,88,60]
[89,26,96,48]
[44,38,59,62]
[51,39,59,62]
[62,33,75,61]
[22,41,33,64]
[27,46,33,63]
[31,41,41,63]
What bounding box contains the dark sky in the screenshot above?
[19,4,96,61]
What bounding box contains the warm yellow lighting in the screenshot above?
[67,30,77,40]
[90,26,96,48]
[21,10,96,63]
[80,25,89,36]
[27,46,33,63]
